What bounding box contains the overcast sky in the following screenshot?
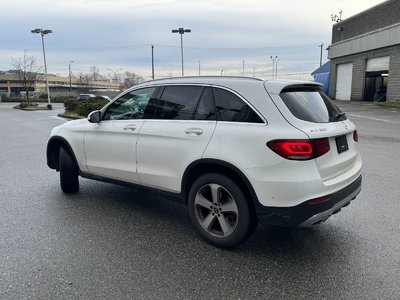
[0,0,386,80]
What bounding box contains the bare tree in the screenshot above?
[90,65,100,81]
[123,71,143,88]
[11,51,42,106]
[78,72,91,92]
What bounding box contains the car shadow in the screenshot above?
[59,180,358,264]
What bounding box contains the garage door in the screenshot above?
[336,63,353,101]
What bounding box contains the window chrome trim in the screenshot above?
[110,83,268,124]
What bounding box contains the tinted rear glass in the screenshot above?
[280,88,346,123]
[213,88,263,123]
[154,85,203,120]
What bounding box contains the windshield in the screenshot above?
[280,88,346,123]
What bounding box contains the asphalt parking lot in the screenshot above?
[0,101,399,299]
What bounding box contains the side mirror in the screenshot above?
[88,110,101,123]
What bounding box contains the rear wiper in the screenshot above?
[334,112,346,120]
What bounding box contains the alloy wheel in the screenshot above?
[194,183,239,238]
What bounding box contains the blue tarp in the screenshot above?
[312,62,330,95]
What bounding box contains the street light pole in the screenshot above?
[172,28,191,77]
[318,43,323,67]
[275,58,280,78]
[151,45,155,80]
[107,68,123,83]
[270,56,277,79]
[69,60,74,92]
[198,61,201,76]
[31,28,52,106]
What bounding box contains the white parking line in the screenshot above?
[348,113,400,124]
[49,116,67,121]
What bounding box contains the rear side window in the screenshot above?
[280,88,346,123]
[154,86,203,120]
[193,87,216,121]
[212,88,263,123]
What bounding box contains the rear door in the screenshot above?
[269,86,360,182]
[137,85,217,192]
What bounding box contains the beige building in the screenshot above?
[0,71,120,96]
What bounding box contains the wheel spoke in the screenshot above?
[195,193,212,209]
[200,212,217,231]
[219,200,238,214]
[217,215,234,237]
[210,184,220,204]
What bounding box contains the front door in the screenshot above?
[84,87,157,183]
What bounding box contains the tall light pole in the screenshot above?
[275,58,280,78]
[172,27,191,77]
[318,43,323,67]
[69,60,74,92]
[198,61,201,76]
[31,28,52,106]
[107,68,123,83]
[151,45,155,80]
[270,56,277,79]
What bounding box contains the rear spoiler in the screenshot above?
[264,81,323,95]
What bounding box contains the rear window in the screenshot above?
[280,88,346,123]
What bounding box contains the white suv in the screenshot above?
[47,77,362,248]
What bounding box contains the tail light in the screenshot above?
[353,130,359,142]
[267,138,330,160]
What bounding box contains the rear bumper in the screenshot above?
[256,175,362,227]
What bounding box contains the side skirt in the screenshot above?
[79,171,185,205]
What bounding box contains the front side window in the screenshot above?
[280,88,346,123]
[154,86,203,120]
[103,87,156,120]
[212,88,263,123]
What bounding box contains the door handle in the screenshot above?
[185,128,203,136]
[123,124,137,131]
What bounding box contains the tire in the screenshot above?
[188,173,256,248]
[59,146,79,194]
